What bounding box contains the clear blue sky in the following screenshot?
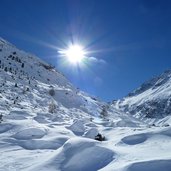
[1,0,171,101]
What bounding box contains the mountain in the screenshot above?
[0,37,107,117]
[1,37,171,171]
[112,70,171,124]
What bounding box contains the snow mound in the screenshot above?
[83,128,99,139]
[85,122,97,127]
[34,115,51,124]
[12,128,46,140]
[126,160,171,171]
[19,137,68,150]
[57,138,114,171]
[116,120,138,127]
[5,111,30,120]
[30,138,115,171]
[66,120,85,135]
[0,123,14,133]
[160,127,171,137]
[121,133,148,145]
[58,138,115,171]
[5,114,27,120]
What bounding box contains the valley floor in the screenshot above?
[0,109,171,171]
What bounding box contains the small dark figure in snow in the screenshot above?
[95,133,105,141]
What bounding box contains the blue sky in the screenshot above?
[1,0,171,101]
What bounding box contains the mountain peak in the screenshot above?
[115,69,171,119]
[128,69,171,97]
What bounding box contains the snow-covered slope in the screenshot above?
[0,37,171,171]
[112,70,171,125]
[0,37,106,117]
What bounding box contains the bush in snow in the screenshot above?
[100,105,108,118]
[4,67,7,72]
[48,100,57,114]
[49,88,55,97]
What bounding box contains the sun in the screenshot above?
[65,45,85,63]
[59,44,86,64]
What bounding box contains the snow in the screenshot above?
[121,133,148,145]
[28,138,115,171]
[60,138,114,171]
[83,128,99,139]
[126,160,171,171]
[66,119,86,135]
[112,70,171,123]
[12,127,47,140]
[0,37,171,171]
[0,123,13,133]
[18,137,68,150]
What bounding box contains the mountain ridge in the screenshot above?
[113,69,171,121]
[1,36,171,121]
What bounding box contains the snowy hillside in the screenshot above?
[112,70,171,125]
[0,37,106,116]
[0,37,171,171]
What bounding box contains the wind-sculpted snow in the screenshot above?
[83,128,99,139]
[121,133,148,145]
[1,113,171,171]
[18,137,68,150]
[12,128,47,140]
[159,127,171,137]
[126,160,171,171]
[66,119,86,135]
[0,123,13,133]
[5,113,27,120]
[60,138,115,171]
[28,138,115,171]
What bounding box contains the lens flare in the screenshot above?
[59,44,86,64]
